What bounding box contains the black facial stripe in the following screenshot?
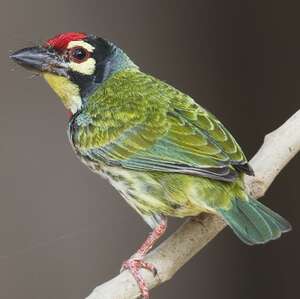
[68,64,106,99]
[67,36,114,100]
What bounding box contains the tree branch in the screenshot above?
[85,110,300,299]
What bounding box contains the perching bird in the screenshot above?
[11,32,291,298]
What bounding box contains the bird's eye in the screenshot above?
[68,46,90,63]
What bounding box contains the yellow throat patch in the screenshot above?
[43,72,82,113]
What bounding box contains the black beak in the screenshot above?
[10,46,68,77]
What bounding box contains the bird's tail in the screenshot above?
[218,198,292,245]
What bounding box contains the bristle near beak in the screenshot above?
[10,46,69,77]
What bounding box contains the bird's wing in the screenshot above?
[169,94,253,176]
[71,70,253,182]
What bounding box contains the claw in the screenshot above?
[120,219,167,298]
[139,261,158,277]
[121,258,158,299]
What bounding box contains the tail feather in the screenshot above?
[219,198,292,245]
[251,200,291,233]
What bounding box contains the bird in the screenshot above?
[11,32,291,299]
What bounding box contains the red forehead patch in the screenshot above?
[46,32,87,51]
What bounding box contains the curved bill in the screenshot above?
[10,46,68,77]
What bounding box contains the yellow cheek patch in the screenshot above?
[69,57,96,75]
[43,73,82,114]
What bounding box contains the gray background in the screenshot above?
[1,1,299,298]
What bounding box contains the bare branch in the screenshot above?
[85,110,300,299]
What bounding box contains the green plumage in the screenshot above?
[11,33,292,299]
[69,68,291,243]
[219,199,291,245]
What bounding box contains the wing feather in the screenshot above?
[71,70,253,181]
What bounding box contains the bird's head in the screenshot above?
[10,32,137,115]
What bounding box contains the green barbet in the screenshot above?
[11,32,291,298]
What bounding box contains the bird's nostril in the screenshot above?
[10,46,69,77]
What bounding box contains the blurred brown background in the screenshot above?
[1,1,299,298]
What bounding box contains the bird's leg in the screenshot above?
[121,218,167,299]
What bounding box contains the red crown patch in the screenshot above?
[46,32,87,51]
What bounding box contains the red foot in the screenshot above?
[121,219,167,298]
[121,258,157,299]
